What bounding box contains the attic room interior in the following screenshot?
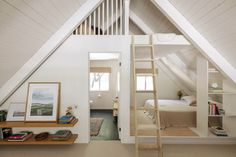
[0,0,236,157]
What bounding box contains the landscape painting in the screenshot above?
[25,82,60,122]
[30,88,54,116]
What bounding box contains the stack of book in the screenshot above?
[210,126,228,136]
[209,103,220,115]
[8,131,33,142]
[59,115,76,124]
[51,130,72,141]
[208,101,225,116]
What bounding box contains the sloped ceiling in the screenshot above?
[129,0,198,93]
[130,0,200,74]
[168,0,236,68]
[0,0,87,87]
[130,0,180,34]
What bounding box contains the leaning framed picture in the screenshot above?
[25,82,60,122]
[6,102,26,121]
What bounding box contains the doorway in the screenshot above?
[89,52,120,141]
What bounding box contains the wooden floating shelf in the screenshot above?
[0,134,78,145]
[0,119,78,128]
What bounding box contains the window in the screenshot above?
[136,75,153,91]
[90,73,110,91]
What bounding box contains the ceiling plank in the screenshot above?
[151,0,236,84]
[0,0,103,105]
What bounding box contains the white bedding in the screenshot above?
[144,99,196,113]
[143,99,196,128]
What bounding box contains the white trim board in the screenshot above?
[127,135,236,145]
[151,0,236,85]
[0,0,103,105]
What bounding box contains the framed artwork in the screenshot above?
[25,82,60,122]
[6,102,26,121]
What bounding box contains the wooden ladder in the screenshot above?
[132,35,163,157]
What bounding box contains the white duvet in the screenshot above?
[144,99,196,120]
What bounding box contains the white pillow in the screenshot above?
[181,95,196,106]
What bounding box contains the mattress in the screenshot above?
[142,99,196,129]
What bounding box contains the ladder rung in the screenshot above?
[135,74,157,76]
[134,59,157,62]
[137,124,159,131]
[132,44,153,47]
[136,107,157,111]
[138,143,159,150]
[136,90,157,93]
[136,107,145,110]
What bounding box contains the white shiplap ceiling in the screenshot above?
[130,0,180,34]
[168,0,236,68]
[1,0,234,91]
[0,0,87,87]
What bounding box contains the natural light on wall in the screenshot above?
[90,73,110,91]
[136,75,153,91]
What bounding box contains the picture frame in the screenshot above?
[6,102,26,121]
[25,82,60,122]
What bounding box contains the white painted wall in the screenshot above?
[135,66,181,107]
[90,60,119,110]
[196,55,208,137]
[223,80,236,137]
[1,35,131,144]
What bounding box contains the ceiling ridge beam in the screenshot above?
[129,10,153,34]
[151,0,236,84]
[0,0,103,105]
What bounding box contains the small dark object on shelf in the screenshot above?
[0,128,12,139]
[35,132,49,141]
[0,110,7,122]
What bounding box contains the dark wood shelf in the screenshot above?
[0,134,78,145]
[0,119,78,128]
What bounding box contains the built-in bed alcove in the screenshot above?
[129,34,198,138]
[129,34,236,145]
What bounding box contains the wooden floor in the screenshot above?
[0,141,235,157]
[161,127,198,136]
[130,107,198,137]
[131,126,198,136]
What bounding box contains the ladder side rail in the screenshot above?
[150,35,163,157]
[132,36,139,157]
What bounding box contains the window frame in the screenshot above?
[136,74,154,92]
[90,72,110,92]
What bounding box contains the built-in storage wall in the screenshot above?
[196,55,236,137]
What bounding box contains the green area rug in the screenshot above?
[90,118,104,136]
[90,110,119,140]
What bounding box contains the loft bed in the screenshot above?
[130,97,197,136]
[141,97,197,129]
